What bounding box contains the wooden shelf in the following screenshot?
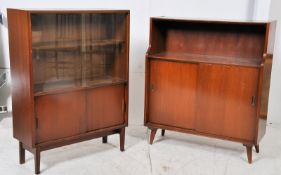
[32,39,124,52]
[34,77,127,96]
[148,52,262,67]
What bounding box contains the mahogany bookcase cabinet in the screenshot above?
[8,9,129,174]
[145,17,276,163]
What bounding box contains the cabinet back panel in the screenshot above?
[151,20,266,59]
[86,84,125,131]
[36,91,86,143]
[196,64,258,140]
[148,60,197,129]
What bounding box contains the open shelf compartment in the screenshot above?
[147,18,267,67]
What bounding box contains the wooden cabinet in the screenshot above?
[145,17,276,164]
[8,9,129,174]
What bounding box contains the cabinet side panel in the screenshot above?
[144,57,150,125]
[7,9,35,147]
[149,20,166,54]
[256,22,276,144]
[257,60,271,143]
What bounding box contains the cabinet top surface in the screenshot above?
[151,17,274,25]
[7,8,130,13]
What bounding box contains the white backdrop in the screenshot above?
[1,0,277,125]
[268,0,281,124]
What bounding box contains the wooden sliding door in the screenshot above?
[36,91,86,143]
[148,60,198,129]
[86,85,125,131]
[196,64,259,140]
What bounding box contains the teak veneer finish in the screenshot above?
[8,9,129,174]
[145,17,276,164]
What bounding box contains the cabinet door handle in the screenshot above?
[35,118,39,129]
[122,99,126,113]
[251,96,256,106]
[151,84,155,92]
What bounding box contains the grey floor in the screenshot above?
[0,115,281,175]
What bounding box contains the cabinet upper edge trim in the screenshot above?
[7,8,130,14]
[151,17,275,25]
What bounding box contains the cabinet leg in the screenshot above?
[19,142,25,164]
[34,148,40,174]
[102,136,108,143]
[150,129,157,145]
[254,144,259,153]
[245,145,253,164]
[119,128,125,152]
[161,129,165,136]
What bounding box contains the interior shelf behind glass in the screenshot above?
[32,39,125,52]
[34,77,127,96]
[31,13,128,96]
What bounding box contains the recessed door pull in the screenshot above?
[251,96,256,106]
[151,84,155,92]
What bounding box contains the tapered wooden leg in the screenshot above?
[19,142,25,164]
[34,148,40,174]
[245,145,253,164]
[161,129,165,136]
[150,129,157,145]
[119,128,125,152]
[254,144,259,153]
[102,136,108,143]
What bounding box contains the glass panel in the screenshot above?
[31,13,127,95]
[81,13,127,87]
